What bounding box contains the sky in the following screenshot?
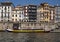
[0,0,60,6]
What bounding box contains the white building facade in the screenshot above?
[12,6,24,22]
[0,2,14,22]
[55,6,60,23]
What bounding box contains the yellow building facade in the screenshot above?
[37,3,55,23]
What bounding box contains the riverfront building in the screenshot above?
[37,3,55,23]
[12,5,24,22]
[12,5,24,29]
[0,1,14,30]
[24,5,37,22]
[55,5,60,27]
[55,6,60,23]
[0,1,13,22]
[37,3,55,30]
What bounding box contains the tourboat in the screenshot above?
[6,28,50,33]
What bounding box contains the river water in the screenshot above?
[0,32,60,42]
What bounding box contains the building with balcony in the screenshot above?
[24,5,37,22]
[37,3,55,24]
[37,3,55,29]
[0,1,14,22]
[0,1,14,30]
[12,5,24,22]
[55,6,60,23]
[12,5,24,29]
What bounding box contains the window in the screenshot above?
[8,12,10,18]
[6,14,8,17]
[26,13,27,15]
[32,7,36,8]
[29,10,31,12]
[19,19,21,21]
[15,14,17,17]
[25,7,27,9]
[19,15,21,17]
[5,13,6,17]
[1,12,3,18]
[32,10,36,12]
[26,10,27,12]
[8,6,9,9]
[17,11,20,13]
[8,6,10,12]
[5,7,6,10]
[12,15,14,17]
[29,6,31,8]
[3,14,5,17]
[15,19,17,21]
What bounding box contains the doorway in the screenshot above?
[13,23,19,30]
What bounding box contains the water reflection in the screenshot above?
[0,32,60,42]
